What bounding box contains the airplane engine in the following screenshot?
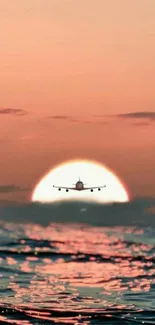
[91,189,93,192]
[58,188,61,191]
[66,189,69,192]
[98,188,101,191]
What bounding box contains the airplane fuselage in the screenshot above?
[75,181,84,190]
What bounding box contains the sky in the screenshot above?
[0,0,155,203]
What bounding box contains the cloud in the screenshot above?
[1,197,155,226]
[0,185,29,193]
[47,115,78,122]
[116,112,155,121]
[48,115,100,123]
[48,115,71,120]
[93,112,155,123]
[45,112,155,126]
[0,108,27,116]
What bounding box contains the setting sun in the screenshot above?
[32,159,129,203]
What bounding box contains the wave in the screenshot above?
[0,219,155,324]
[1,304,155,325]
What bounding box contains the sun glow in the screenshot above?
[32,160,129,203]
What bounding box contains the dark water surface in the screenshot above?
[0,210,155,325]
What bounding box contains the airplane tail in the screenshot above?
[78,176,87,185]
[72,177,80,185]
[72,177,87,185]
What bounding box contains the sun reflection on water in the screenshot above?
[0,222,155,324]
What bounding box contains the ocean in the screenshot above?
[0,199,155,325]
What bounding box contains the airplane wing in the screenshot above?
[82,185,106,190]
[53,185,77,190]
[53,185,107,191]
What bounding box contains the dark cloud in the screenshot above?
[45,112,155,125]
[0,108,27,116]
[48,115,71,120]
[93,112,155,123]
[47,115,78,122]
[47,115,107,124]
[0,185,29,193]
[1,197,155,227]
[116,112,155,121]
[0,199,19,206]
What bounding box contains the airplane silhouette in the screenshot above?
[53,177,106,192]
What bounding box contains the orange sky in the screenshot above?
[0,0,155,202]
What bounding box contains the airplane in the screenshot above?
[53,178,106,192]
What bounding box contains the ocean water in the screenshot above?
[0,200,155,325]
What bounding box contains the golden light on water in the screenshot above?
[32,159,129,203]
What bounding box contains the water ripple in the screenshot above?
[0,222,155,324]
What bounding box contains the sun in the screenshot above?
[31,159,129,204]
